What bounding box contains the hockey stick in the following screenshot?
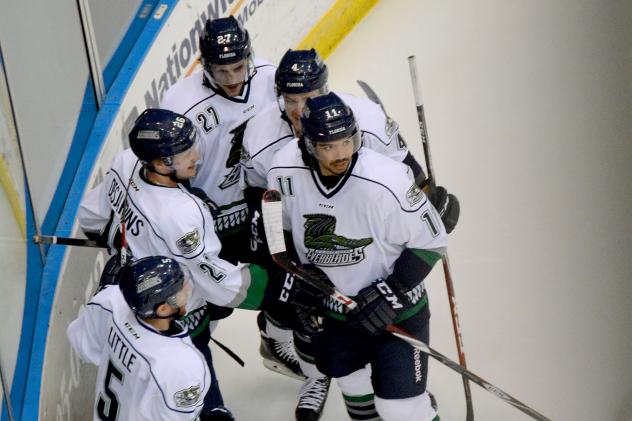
[261,190,550,421]
[33,234,108,248]
[358,77,474,421]
[0,351,15,421]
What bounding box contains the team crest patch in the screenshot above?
[174,385,201,407]
[303,214,373,267]
[406,184,424,206]
[385,116,398,138]
[176,229,200,254]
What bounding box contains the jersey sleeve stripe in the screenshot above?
[235,265,268,310]
[250,134,294,159]
[350,174,428,213]
[410,248,444,266]
[361,130,390,146]
[182,93,217,116]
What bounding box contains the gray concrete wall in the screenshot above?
[0,0,90,223]
[0,0,141,223]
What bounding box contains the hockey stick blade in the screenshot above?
[356,80,387,115]
[33,235,108,248]
[261,189,550,420]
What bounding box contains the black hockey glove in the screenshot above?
[272,264,330,310]
[96,254,123,294]
[347,278,402,336]
[423,181,460,234]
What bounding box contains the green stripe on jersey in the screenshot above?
[411,248,443,266]
[237,265,269,310]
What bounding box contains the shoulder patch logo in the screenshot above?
[385,116,399,139]
[174,385,202,407]
[406,184,424,207]
[176,229,201,254]
[303,214,373,267]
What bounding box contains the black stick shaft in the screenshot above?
[32,235,107,248]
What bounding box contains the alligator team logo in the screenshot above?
[303,214,373,266]
[219,120,249,190]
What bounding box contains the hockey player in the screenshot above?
[160,16,277,262]
[160,19,314,416]
[241,49,458,420]
[242,48,430,191]
[67,255,210,421]
[77,108,323,420]
[266,93,447,421]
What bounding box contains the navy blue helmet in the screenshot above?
[129,108,197,165]
[275,49,328,95]
[199,16,251,68]
[301,92,361,157]
[119,256,186,319]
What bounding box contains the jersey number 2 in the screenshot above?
[97,360,124,421]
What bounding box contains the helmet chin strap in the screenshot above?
[146,164,187,184]
[153,305,185,320]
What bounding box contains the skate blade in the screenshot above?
[262,359,306,381]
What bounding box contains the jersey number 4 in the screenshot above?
[97,360,124,421]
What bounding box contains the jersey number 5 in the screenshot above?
[97,360,124,421]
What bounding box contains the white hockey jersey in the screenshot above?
[67,285,209,421]
[242,91,409,189]
[160,58,277,236]
[77,149,260,308]
[267,144,447,297]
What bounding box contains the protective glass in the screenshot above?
[169,136,201,173]
[306,130,362,161]
[167,274,192,309]
[206,58,253,87]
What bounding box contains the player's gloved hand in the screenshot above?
[295,306,324,335]
[347,278,400,336]
[286,264,330,309]
[270,264,329,310]
[422,180,460,234]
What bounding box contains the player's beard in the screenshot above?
[324,158,350,176]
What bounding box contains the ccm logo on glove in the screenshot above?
[375,280,403,310]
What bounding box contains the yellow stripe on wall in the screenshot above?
[0,154,25,238]
[296,0,380,59]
